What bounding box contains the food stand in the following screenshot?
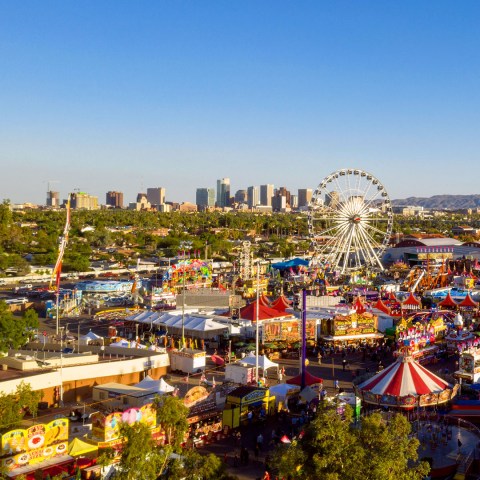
[222,386,275,429]
[169,348,206,374]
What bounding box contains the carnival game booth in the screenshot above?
[89,403,161,451]
[445,313,476,354]
[222,386,275,429]
[169,348,206,374]
[355,352,459,409]
[454,343,480,384]
[1,418,73,479]
[318,304,384,347]
[183,386,223,447]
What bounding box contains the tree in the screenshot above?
[270,405,430,480]
[0,302,39,352]
[168,449,238,480]
[153,395,189,449]
[0,382,42,434]
[115,422,171,480]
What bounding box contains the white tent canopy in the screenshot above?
[134,375,175,394]
[109,339,130,348]
[79,330,104,345]
[269,383,300,403]
[155,314,228,339]
[240,354,279,371]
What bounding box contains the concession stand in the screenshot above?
[454,343,480,384]
[222,386,275,429]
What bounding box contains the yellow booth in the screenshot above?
[222,386,275,429]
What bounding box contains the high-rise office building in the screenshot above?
[70,192,99,210]
[216,178,230,208]
[325,191,339,209]
[234,189,247,204]
[276,187,291,207]
[147,187,166,206]
[290,195,298,209]
[196,188,215,209]
[272,193,287,212]
[260,184,274,206]
[247,186,259,209]
[46,191,60,208]
[298,188,313,208]
[106,191,124,208]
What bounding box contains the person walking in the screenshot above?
[317,352,322,365]
[342,358,347,371]
[334,379,340,391]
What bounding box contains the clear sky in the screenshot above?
[1,1,479,205]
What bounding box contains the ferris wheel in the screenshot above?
[308,168,393,273]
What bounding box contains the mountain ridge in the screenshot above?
[392,194,480,209]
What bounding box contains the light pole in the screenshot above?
[180,241,192,349]
[255,259,260,384]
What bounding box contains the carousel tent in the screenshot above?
[239,300,290,321]
[355,353,456,408]
[286,370,323,387]
[134,375,175,394]
[270,295,293,313]
[438,292,458,309]
[239,354,279,371]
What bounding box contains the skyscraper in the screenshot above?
[247,186,259,209]
[260,184,274,206]
[298,188,313,208]
[46,191,60,208]
[216,178,230,208]
[234,189,247,204]
[70,192,99,210]
[106,191,124,208]
[147,187,166,206]
[196,188,215,210]
[276,187,291,207]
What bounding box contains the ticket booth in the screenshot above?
[222,386,275,429]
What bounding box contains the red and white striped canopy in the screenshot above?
[357,355,449,397]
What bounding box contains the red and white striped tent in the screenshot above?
[355,354,458,408]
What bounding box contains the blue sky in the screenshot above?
[1,1,479,205]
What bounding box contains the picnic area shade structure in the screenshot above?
[355,353,458,409]
[154,313,228,339]
[286,370,323,387]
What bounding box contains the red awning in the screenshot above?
[372,298,391,315]
[286,370,323,386]
[270,295,292,313]
[402,292,421,307]
[458,293,479,308]
[240,300,289,321]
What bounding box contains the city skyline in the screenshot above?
[1,2,480,204]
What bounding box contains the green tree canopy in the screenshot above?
[271,405,430,480]
[153,394,189,450]
[0,302,39,352]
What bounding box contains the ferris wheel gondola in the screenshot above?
[308,168,393,273]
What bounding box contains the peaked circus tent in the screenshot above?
[286,370,323,387]
[372,298,391,315]
[438,292,458,308]
[401,292,422,309]
[355,353,457,408]
[239,300,289,321]
[458,293,479,309]
[270,295,293,313]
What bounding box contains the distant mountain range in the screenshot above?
[392,195,480,210]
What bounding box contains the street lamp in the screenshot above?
[179,241,193,349]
